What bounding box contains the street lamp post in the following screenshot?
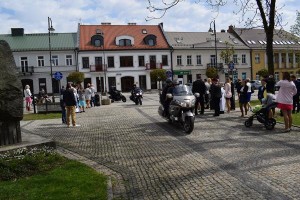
[48,17,55,102]
[209,20,218,69]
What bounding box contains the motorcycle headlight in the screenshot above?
[136,93,139,95]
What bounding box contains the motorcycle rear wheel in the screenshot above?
[121,96,126,102]
[183,116,194,134]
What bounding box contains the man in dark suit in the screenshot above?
[192,75,207,115]
[210,78,222,116]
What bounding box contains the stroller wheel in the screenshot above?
[265,118,276,130]
[244,120,253,127]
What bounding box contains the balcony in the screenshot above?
[207,63,224,70]
[145,63,162,70]
[16,66,34,75]
[90,64,107,72]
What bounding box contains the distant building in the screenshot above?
[228,25,300,81]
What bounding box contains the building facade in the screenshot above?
[228,26,300,81]
[78,23,171,92]
[165,31,251,83]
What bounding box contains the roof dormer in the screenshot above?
[144,34,157,46]
[116,35,134,46]
[91,34,104,47]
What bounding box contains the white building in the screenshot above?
[165,31,251,83]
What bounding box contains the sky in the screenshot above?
[0,0,299,34]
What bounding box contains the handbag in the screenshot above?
[225,91,232,98]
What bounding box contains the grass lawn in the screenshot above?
[23,113,61,121]
[0,148,107,200]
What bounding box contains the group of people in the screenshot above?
[191,75,235,117]
[60,83,96,127]
[256,73,299,132]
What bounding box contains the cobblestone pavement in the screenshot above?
[21,92,300,200]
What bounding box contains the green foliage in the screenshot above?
[23,113,61,121]
[67,72,85,84]
[0,147,65,181]
[206,67,218,78]
[257,69,269,78]
[219,42,235,64]
[290,10,300,36]
[0,147,108,199]
[150,69,167,82]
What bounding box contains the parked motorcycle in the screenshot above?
[130,87,143,105]
[158,84,199,134]
[108,87,126,103]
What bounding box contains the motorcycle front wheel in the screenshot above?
[183,116,194,134]
[139,98,142,105]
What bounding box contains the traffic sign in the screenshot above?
[228,62,234,70]
[54,72,63,80]
[166,70,172,78]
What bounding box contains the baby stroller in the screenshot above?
[244,102,277,130]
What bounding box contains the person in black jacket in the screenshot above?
[210,78,222,116]
[60,86,66,124]
[229,77,235,110]
[192,75,207,115]
[265,75,276,94]
[63,83,77,127]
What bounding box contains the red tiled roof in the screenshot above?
[79,24,170,51]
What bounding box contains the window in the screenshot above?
[288,53,293,63]
[148,39,154,46]
[242,54,246,64]
[95,57,102,65]
[51,55,58,66]
[21,57,28,67]
[138,56,145,67]
[66,55,72,66]
[144,34,157,46]
[255,53,260,64]
[256,73,260,80]
[242,72,246,80]
[38,56,44,67]
[94,39,101,47]
[107,56,114,68]
[119,39,131,46]
[82,57,89,69]
[196,55,202,65]
[275,72,279,82]
[120,56,133,67]
[233,54,238,64]
[187,55,192,65]
[21,57,28,73]
[210,55,216,65]
[162,55,168,66]
[177,55,182,65]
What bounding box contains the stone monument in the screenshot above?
[0,40,23,146]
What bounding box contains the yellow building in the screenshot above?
[228,26,300,81]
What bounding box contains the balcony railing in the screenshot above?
[16,66,34,75]
[207,63,224,70]
[145,63,162,70]
[90,64,107,72]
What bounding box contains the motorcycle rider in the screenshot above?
[164,79,179,117]
[160,79,172,116]
[192,74,206,115]
[130,84,137,101]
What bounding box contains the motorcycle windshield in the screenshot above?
[172,85,193,96]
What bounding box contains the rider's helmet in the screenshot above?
[172,79,179,85]
[166,79,172,86]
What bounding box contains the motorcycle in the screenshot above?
[130,88,143,105]
[158,84,199,134]
[108,88,126,103]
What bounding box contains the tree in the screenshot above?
[67,72,85,84]
[219,42,235,64]
[150,69,167,82]
[147,0,282,75]
[206,67,218,78]
[257,68,269,78]
[290,10,300,36]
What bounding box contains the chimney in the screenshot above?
[227,25,234,33]
[11,28,24,36]
[101,22,111,25]
[128,23,136,25]
[221,29,226,33]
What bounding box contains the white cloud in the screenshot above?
[0,0,299,34]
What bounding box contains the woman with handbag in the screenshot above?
[24,85,32,111]
[224,78,232,113]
